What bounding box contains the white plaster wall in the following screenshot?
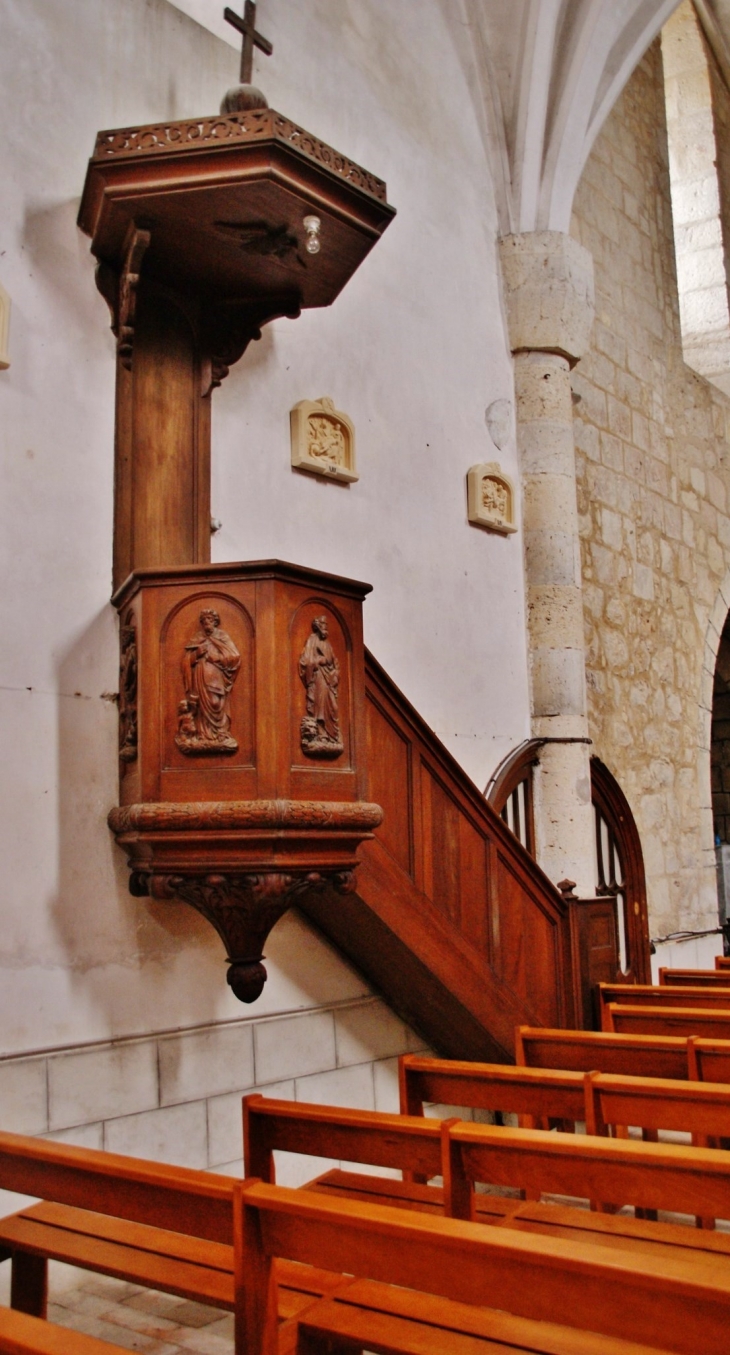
[0,0,530,1057]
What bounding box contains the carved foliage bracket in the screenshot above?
[134,868,355,1001]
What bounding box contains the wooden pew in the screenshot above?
[606,1005,730,1039]
[0,1307,132,1355]
[442,1118,730,1237]
[398,1054,586,1128]
[689,1036,730,1083]
[243,1094,521,1223]
[584,1068,730,1148]
[659,968,730,986]
[716,956,730,969]
[597,983,730,1031]
[0,1130,343,1325]
[235,1179,728,1355]
[515,1026,689,1079]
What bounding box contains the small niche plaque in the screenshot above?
[467,462,517,534]
[290,397,357,483]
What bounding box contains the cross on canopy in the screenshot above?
[224,1,273,84]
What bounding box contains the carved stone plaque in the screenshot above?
[298,615,344,757]
[467,462,517,534]
[175,608,241,755]
[290,397,357,483]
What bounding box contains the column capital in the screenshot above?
[499,231,595,366]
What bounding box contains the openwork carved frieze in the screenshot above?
[175,608,241,755]
[299,615,344,757]
[118,612,138,762]
[133,868,356,1002]
[290,397,357,483]
[91,110,388,203]
[467,462,517,535]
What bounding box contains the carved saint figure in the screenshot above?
[175,608,241,755]
[118,616,138,762]
[308,413,346,465]
[298,615,344,757]
[481,475,509,524]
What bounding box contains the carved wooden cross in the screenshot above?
[224,1,273,84]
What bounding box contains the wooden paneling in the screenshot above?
[365,692,412,876]
[301,652,575,1060]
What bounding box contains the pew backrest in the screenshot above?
[597,984,730,1031]
[584,1069,730,1142]
[398,1055,585,1126]
[442,1118,730,1224]
[688,1036,730,1083]
[235,1178,730,1355]
[515,1026,689,1079]
[716,956,730,970]
[659,968,730,987]
[606,1005,730,1039]
[243,1095,446,1183]
[0,1130,235,1244]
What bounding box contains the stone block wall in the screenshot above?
[570,39,730,941]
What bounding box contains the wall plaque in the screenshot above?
[290,397,357,482]
[467,462,517,534]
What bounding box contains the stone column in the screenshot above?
[499,231,596,896]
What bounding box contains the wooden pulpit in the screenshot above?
[79,64,395,998]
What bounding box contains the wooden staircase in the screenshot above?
[299,652,578,1063]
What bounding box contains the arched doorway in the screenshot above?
[487,744,651,984]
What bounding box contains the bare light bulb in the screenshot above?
[303,215,321,254]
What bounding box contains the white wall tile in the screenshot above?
[208,1078,294,1168]
[104,1101,207,1169]
[373,1057,401,1113]
[158,1022,254,1106]
[273,1151,338,1189]
[42,1123,104,1150]
[295,1062,375,1111]
[48,1042,158,1131]
[0,1057,47,1134]
[334,1001,409,1067]
[254,1011,336,1084]
[209,1159,243,1177]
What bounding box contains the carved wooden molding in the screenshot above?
[202,296,301,394]
[94,224,151,370]
[109,799,383,834]
[132,868,356,1001]
[91,110,388,203]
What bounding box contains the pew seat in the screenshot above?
[296,1279,676,1355]
[0,1130,345,1328]
[0,1306,130,1355]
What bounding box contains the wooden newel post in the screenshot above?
[559,880,621,1030]
[108,561,382,1001]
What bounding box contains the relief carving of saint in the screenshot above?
[298,615,344,758]
[481,475,509,524]
[118,616,138,762]
[175,608,241,755]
